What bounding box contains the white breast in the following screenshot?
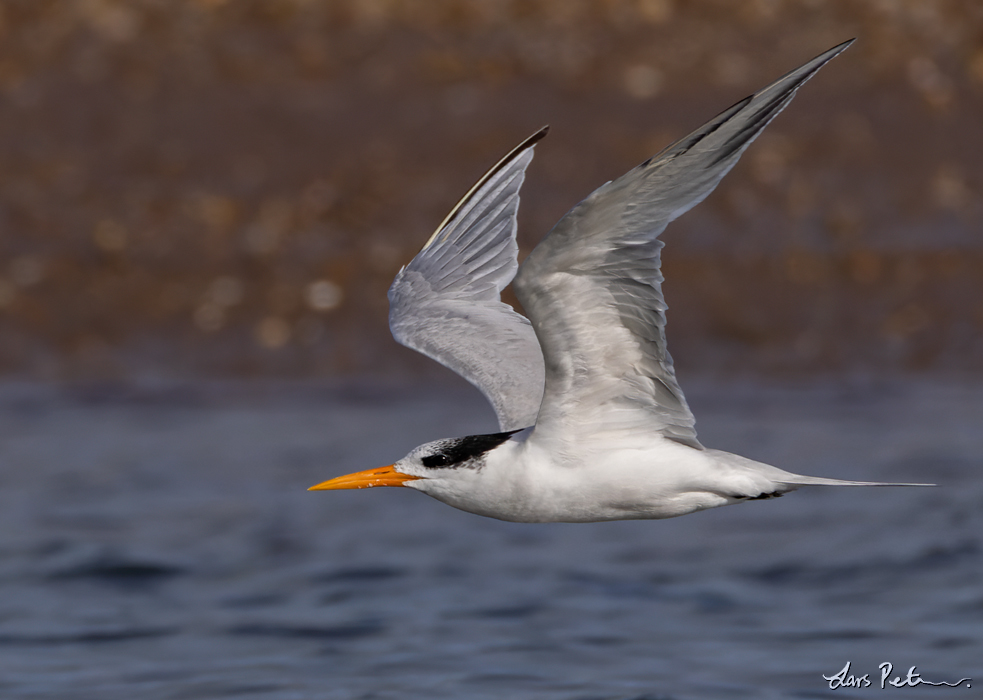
[407,436,751,523]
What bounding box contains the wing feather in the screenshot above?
[513,42,853,448]
[388,128,549,431]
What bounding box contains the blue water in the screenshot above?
[0,378,979,699]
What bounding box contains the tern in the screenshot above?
[310,40,931,522]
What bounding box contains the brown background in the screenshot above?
[2,0,982,381]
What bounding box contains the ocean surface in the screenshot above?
[0,377,979,700]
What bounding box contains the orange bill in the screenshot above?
[308,465,419,491]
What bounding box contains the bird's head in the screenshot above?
[307,430,522,494]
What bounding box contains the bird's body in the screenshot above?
[405,432,794,523]
[310,40,932,521]
[389,428,895,523]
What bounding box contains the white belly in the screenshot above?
[408,438,779,523]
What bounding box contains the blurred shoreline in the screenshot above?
[1,1,982,379]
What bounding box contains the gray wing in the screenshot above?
[388,128,549,431]
[513,41,853,448]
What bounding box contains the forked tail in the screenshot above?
[776,475,935,487]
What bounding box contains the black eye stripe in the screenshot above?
[421,429,523,469]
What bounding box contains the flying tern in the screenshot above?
[310,40,931,522]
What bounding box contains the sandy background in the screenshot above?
[1,0,982,381]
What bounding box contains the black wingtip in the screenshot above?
[422,125,549,249]
[525,125,550,147]
[807,38,855,70]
